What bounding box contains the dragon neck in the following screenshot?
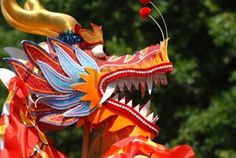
[79,106,156,157]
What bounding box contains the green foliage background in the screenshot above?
[0,0,235,157]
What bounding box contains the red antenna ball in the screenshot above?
[139,0,151,5]
[139,7,152,19]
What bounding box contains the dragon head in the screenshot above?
[1,0,172,139]
[77,38,172,138]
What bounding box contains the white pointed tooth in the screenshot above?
[140,100,151,117]
[140,78,146,88]
[145,100,151,108]
[120,97,126,104]
[161,78,166,85]
[125,79,132,91]
[140,79,146,98]
[133,78,139,90]
[147,77,153,95]
[134,104,140,112]
[118,80,124,92]
[113,94,119,101]
[146,112,154,121]
[152,115,159,123]
[164,77,168,85]
[155,79,160,87]
[99,83,116,104]
[140,85,146,98]
[127,100,132,107]
[152,78,157,89]
[140,107,148,117]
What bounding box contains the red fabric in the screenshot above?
[139,7,152,19]
[8,77,29,98]
[1,78,38,157]
[0,77,67,158]
[103,136,196,158]
[168,145,195,158]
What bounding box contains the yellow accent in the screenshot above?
[133,63,140,69]
[109,66,116,71]
[35,144,49,158]
[118,149,124,154]
[33,67,39,74]
[125,55,133,62]
[5,91,14,104]
[72,68,101,109]
[142,62,150,68]
[0,125,7,136]
[0,92,14,137]
[159,38,170,62]
[79,23,104,44]
[37,130,48,145]
[108,55,120,61]
[140,48,148,55]
[134,156,149,158]
[155,53,163,64]
[150,58,157,66]
[129,126,154,139]
[145,139,159,147]
[20,110,35,127]
[40,150,49,158]
[1,0,78,37]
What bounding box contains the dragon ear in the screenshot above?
[79,23,104,45]
[4,47,28,61]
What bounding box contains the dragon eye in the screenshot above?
[91,44,106,58]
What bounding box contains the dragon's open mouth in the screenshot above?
[98,62,173,135]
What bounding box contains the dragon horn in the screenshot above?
[1,0,80,37]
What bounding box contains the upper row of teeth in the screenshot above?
[99,73,167,104]
[112,95,159,123]
[113,74,167,93]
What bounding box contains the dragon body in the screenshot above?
[0,0,195,157]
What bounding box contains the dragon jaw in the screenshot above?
[97,63,172,136]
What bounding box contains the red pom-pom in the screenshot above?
[139,7,152,19]
[139,0,151,5]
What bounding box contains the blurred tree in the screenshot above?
[0,0,235,157]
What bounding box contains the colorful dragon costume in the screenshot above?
[0,0,196,157]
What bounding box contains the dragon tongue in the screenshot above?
[100,83,116,104]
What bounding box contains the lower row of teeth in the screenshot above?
[112,96,159,123]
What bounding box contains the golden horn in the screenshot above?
[1,0,80,37]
